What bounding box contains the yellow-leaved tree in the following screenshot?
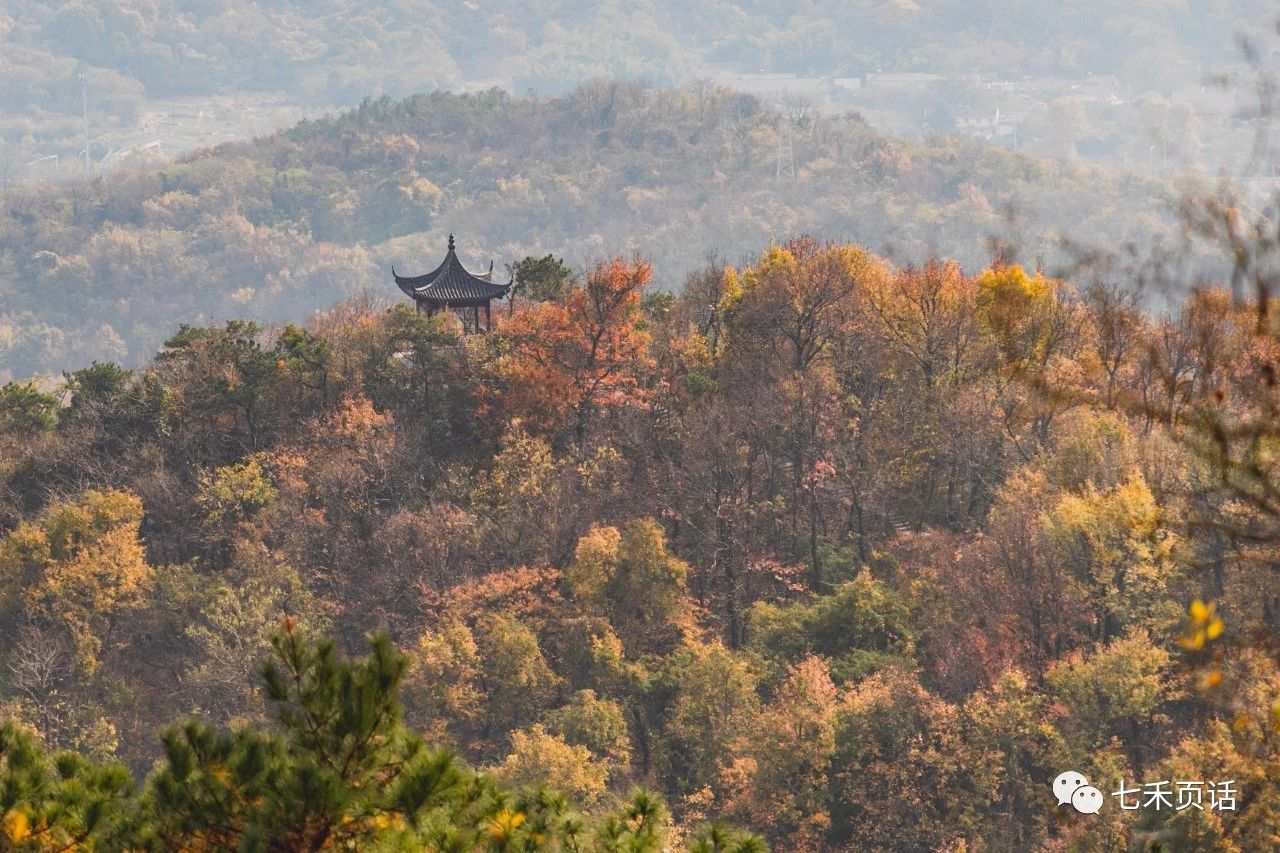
[565,518,695,658]
[495,723,610,807]
[1044,472,1184,641]
[0,489,152,674]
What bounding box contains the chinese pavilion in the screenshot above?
[393,234,511,332]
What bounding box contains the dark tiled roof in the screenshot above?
[393,235,512,306]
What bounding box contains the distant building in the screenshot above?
[393,234,511,333]
[954,108,1023,146]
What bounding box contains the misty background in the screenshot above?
[2,0,1279,379]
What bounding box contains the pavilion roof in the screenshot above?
[393,235,512,306]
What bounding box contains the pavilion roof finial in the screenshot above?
[448,233,455,252]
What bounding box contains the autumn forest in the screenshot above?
[3,189,1280,850]
[8,0,1280,844]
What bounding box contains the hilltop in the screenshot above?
[1,83,1176,379]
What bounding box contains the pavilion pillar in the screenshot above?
[485,303,492,331]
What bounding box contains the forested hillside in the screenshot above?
[1,84,1178,380]
[2,236,1279,849]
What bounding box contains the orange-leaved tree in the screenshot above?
[497,256,654,449]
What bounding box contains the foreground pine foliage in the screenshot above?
[0,622,763,851]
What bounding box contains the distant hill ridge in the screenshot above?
[0,83,1175,380]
